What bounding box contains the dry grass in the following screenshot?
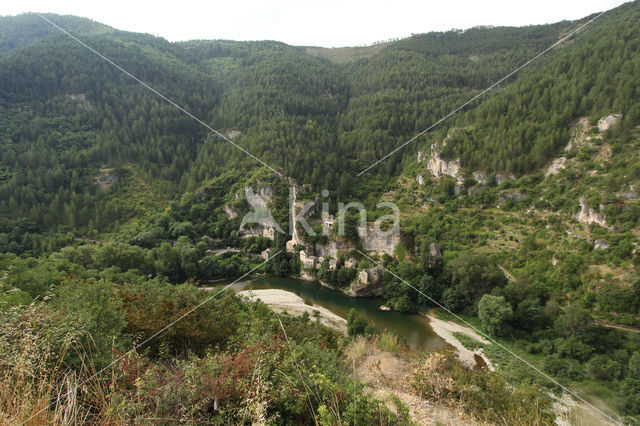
[0,304,116,425]
[346,336,372,363]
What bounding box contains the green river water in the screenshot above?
[232,276,446,350]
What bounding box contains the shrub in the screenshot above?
[478,295,513,336]
[410,351,554,424]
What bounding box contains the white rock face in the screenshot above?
[417,151,426,162]
[427,151,461,178]
[357,226,400,255]
[472,172,488,185]
[594,240,609,250]
[67,93,93,111]
[314,239,356,259]
[95,169,117,191]
[574,197,607,227]
[416,174,425,185]
[225,129,243,139]
[223,205,239,219]
[244,185,274,210]
[495,174,515,185]
[239,183,279,240]
[545,157,566,177]
[597,114,623,132]
[428,243,443,268]
[454,182,465,195]
[618,185,639,200]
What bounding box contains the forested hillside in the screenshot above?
[1,3,640,423]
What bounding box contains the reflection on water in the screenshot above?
[233,276,445,350]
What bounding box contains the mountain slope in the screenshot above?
[0,13,112,54]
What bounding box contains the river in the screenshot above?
[231,276,446,350]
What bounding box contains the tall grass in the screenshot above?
[0,304,114,425]
[346,336,372,362]
[377,331,400,354]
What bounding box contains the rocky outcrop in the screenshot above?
[416,174,425,185]
[597,114,623,133]
[223,205,239,220]
[495,174,515,185]
[225,129,243,139]
[594,239,609,250]
[314,239,356,259]
[95,169,117,191]
[357,226,399,255]
[574,197,607,228]
[239,183,280,240]
[472,172,488,185]
[428,243,442,268]
[498,192,525,206]
[67,93,93,111]
[471,172,514,185]
[545,157,566,177]
[426,150,461,178]
[454,182,465,196]
[618,185,639,200]
[468,186,484,196]
[244,184,274,210]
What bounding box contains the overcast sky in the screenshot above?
[0,0,629,47]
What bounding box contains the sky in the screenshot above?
[0,0,630,47]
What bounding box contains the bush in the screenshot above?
[410,351,554,424]
[586,355,623,381]
[478,295,513,336]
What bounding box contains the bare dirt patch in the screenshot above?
[348,338,483,425]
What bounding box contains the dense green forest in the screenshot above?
[1,2,640,423]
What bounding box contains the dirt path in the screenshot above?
[596,320,640,333]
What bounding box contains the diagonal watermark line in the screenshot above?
[35,13,283,178]
[357,10,606,176]
[21,250,282,425]
[355,249,621,425]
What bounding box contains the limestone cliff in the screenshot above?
[238,182,280,240]
[357,226,399,255]
[423,148,461,178]
[244,184,274,210]
[314,239,356,258]
[597,114,623,133]
[574,197,607,228]
[545,157,566,177]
